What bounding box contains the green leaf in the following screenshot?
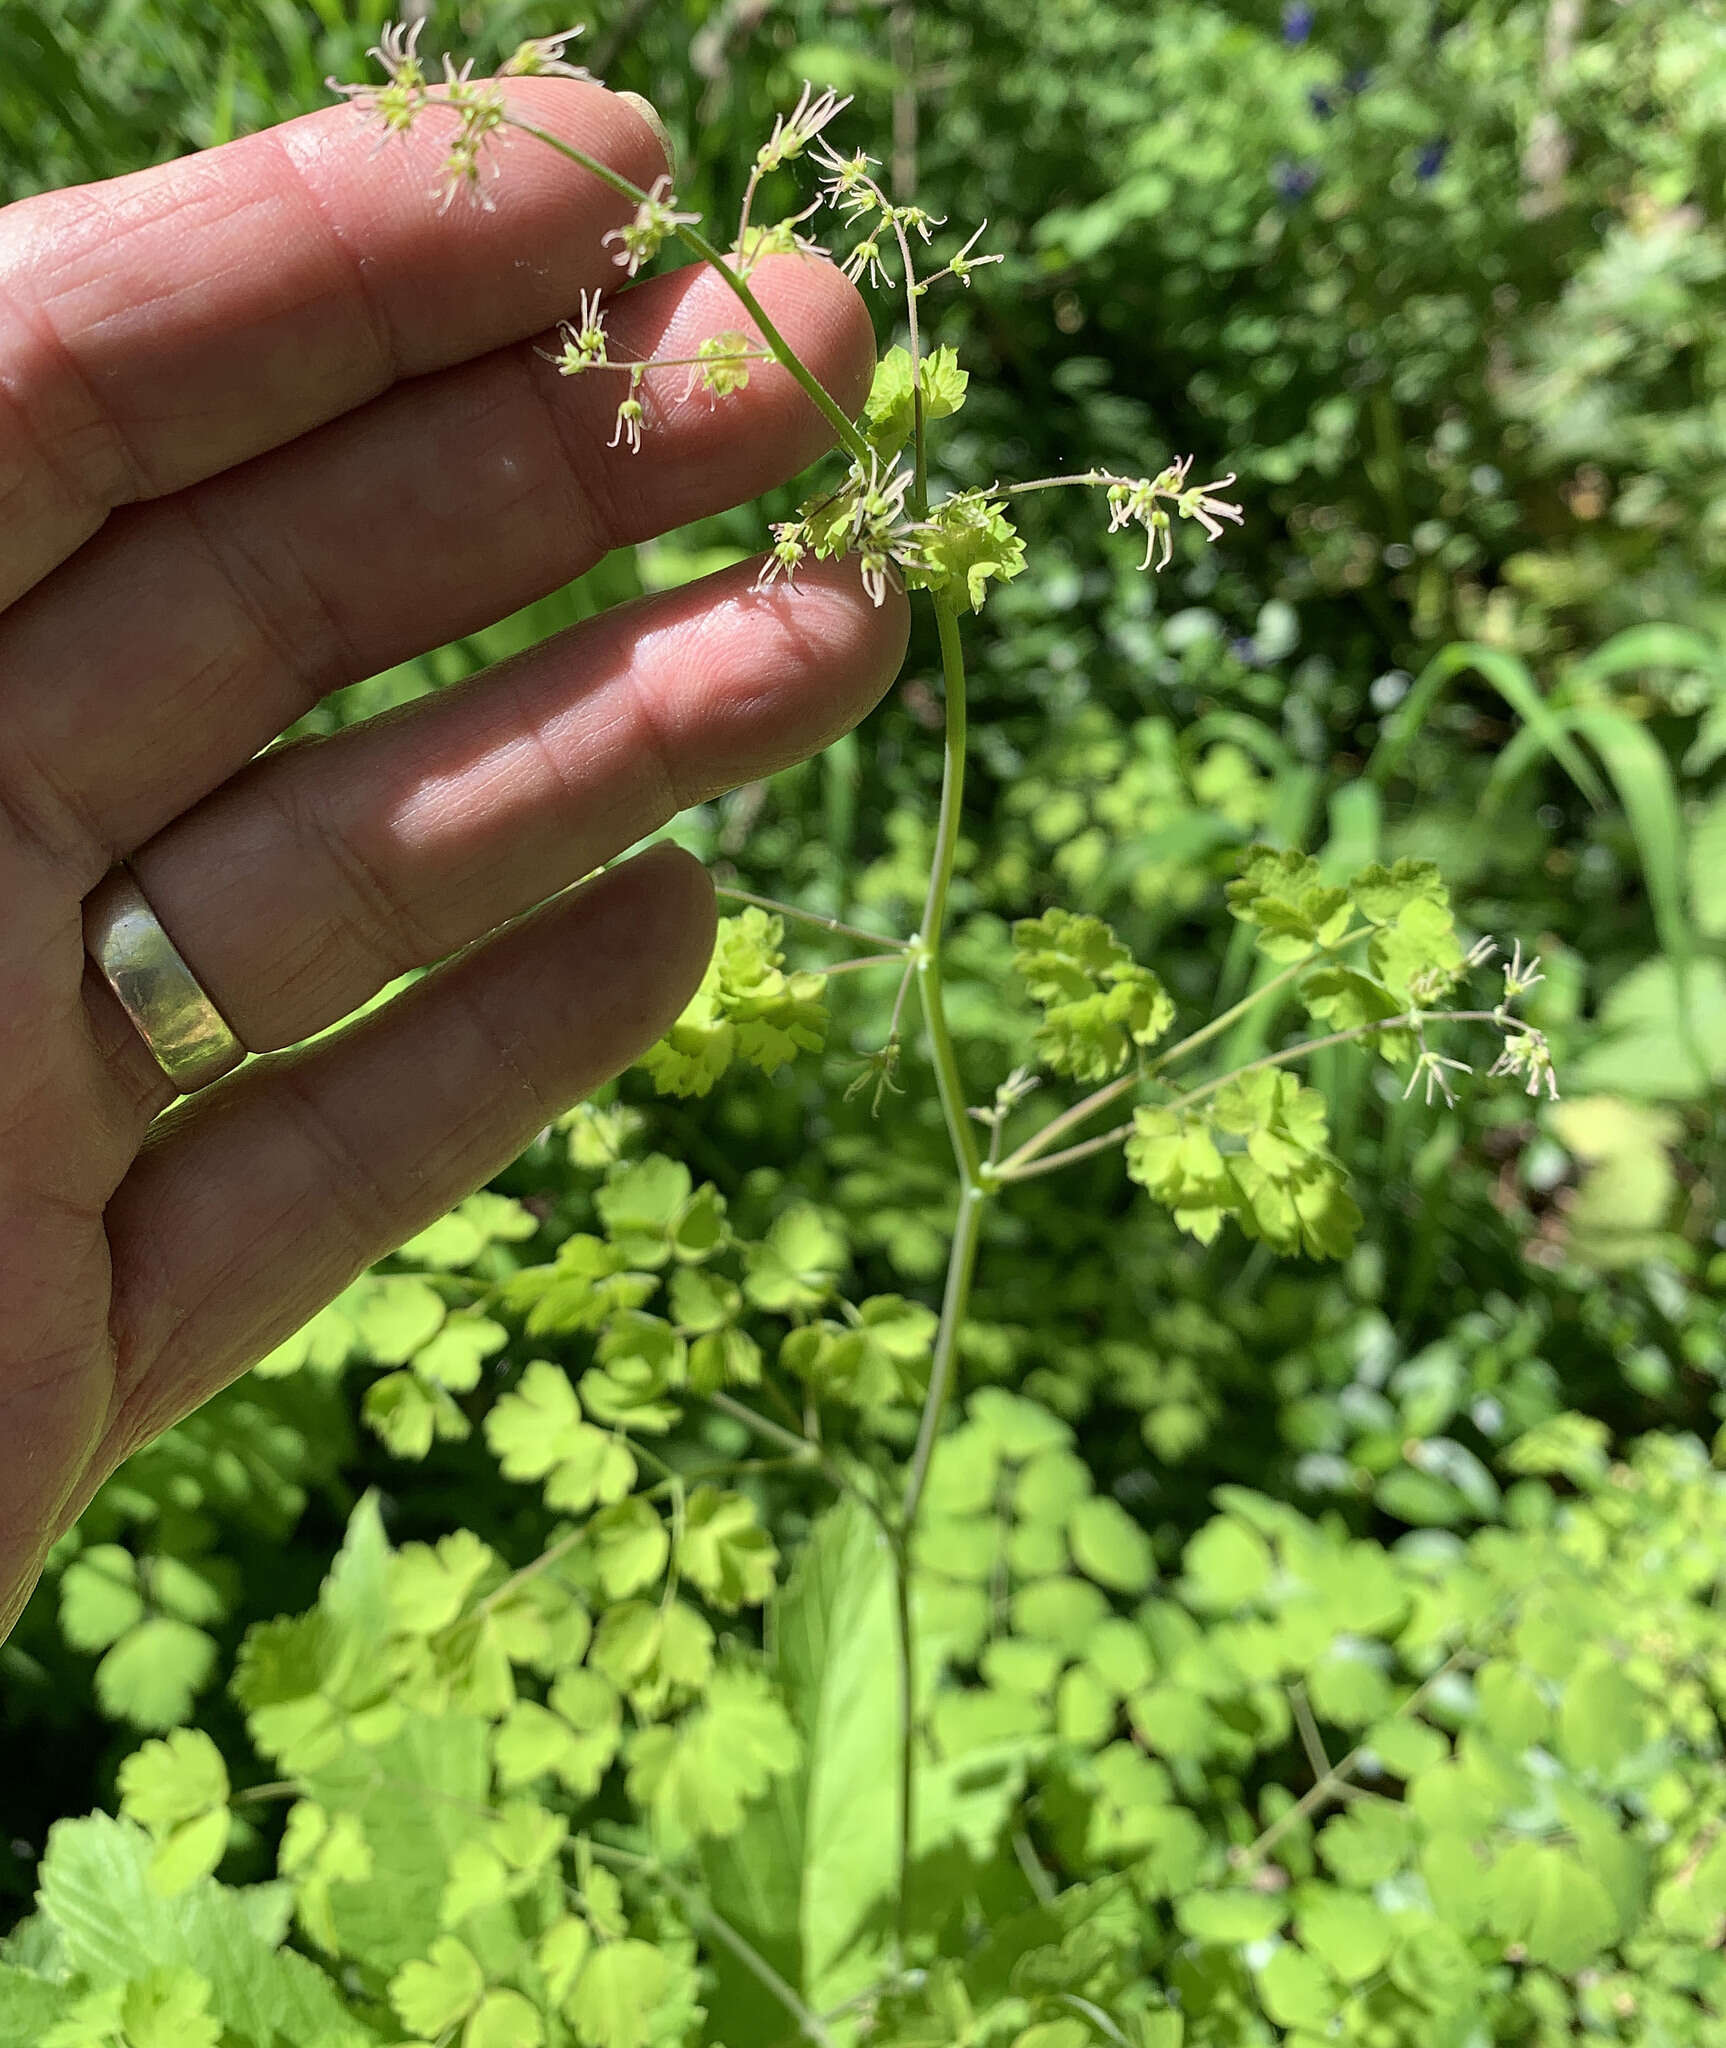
[1066,1496,1154,1593]
[862,342,969,459]
[1569,956,1726,1101]
[1294,1888,1393,1984]
[1306,1645,1393,1727]
[1012,908,1174,1080]
[364,1369,468,1460]
[1374,641,1609,807]
[970,1388,1074,1462]
[537,1916,593,2004]
[353,1274,447,1364]
[626,1664,800,1844]
[1182,1518,1273,1610]
[1225,847,1351,961]
[1689,788,1726,938]
[94,1619,217,1731]
[43,1969,221,2048]
[485,1362,637,1511]
[1175,1891,1286,1944]
[1557,1653,1646,1774]
[596,1156,692,1267]
[59,1545,144,1652]
[1386,1918,1478,2012]
[587,1499,670,1601]
[36,1815,354,2044]
[675,1488,780,1611]
[115,1729,227,1835]
[1317,1798,1414,1886]
[464,1988,545,2048]
[298,1714,493,1970]
[641,910,827,1097]
[1257,1945,1337,2029]
[702,1498,900,2017]
[743,1204,848,1314]
[564,1938,674,2048]
[908,489,1027,613]
[390,1935,485,2038]
[412,1315,507,1393]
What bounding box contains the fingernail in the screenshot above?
[616,92,676,180]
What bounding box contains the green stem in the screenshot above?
[707,1390,893,1540]
[890,593,989,1953]
[501,117,870,464]
[585,1844,835,2048]
[914,600,984,1188]
[995,938,1364,1179]
[998,1007,1505,1185]
[716,886,907,953]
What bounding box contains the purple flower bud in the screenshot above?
[1308,87,1334,120]
[1283,3,1315,45]
[1272,159,1319,203]
[1415,139,1449,182]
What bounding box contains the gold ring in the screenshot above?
[83,868,247,1093]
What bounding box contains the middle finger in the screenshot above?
[0,253,873,879]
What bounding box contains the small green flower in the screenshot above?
[545,289,608,377]
[754,82,853,176]
[604,175,702,276]
[499,27,593,81]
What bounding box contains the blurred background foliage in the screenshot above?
[2,0,1724,2022]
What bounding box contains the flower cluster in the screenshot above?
[1104,458,1245,572]
[603,174,702,276]
[327,19,429,136]
[755,452,921,607]
[545,291,608,377]
[687,334,760,402]
[753,82,852,177]
[497,29,593,82]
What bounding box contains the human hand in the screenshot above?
[0,80,906,1636]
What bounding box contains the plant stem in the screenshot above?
[706,1389,821,1461]
[1237,1644,1477,1872]
[586,1843,836,2048]
[1056,1994,1137,2048]
[819,952,908,977]
[913,600,984,1189]
[716,886,907,953]
[997,1120,1135,1184]
[998,470,1117,497]
[889,593,990,1954]
[501,117,870,464]
[707,1390,893,1541]
[1159,1010,1501,1120]
[998,1001,1504,1184]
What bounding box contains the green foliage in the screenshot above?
[638,910,827,1099]
[863,343,970,461]
[1012,909,1174,1081]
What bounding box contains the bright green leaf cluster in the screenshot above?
[863,342,970,459]
[1129,1067,1362,1258]
[639,908,828,1098]
[1013,908,1175,1081]
[906,489,1028,613]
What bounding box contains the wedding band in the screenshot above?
[83,869,247,1093]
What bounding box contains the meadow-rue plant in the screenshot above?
[7,34,1622,2048]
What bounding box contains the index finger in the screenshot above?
[0,76,668,609]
